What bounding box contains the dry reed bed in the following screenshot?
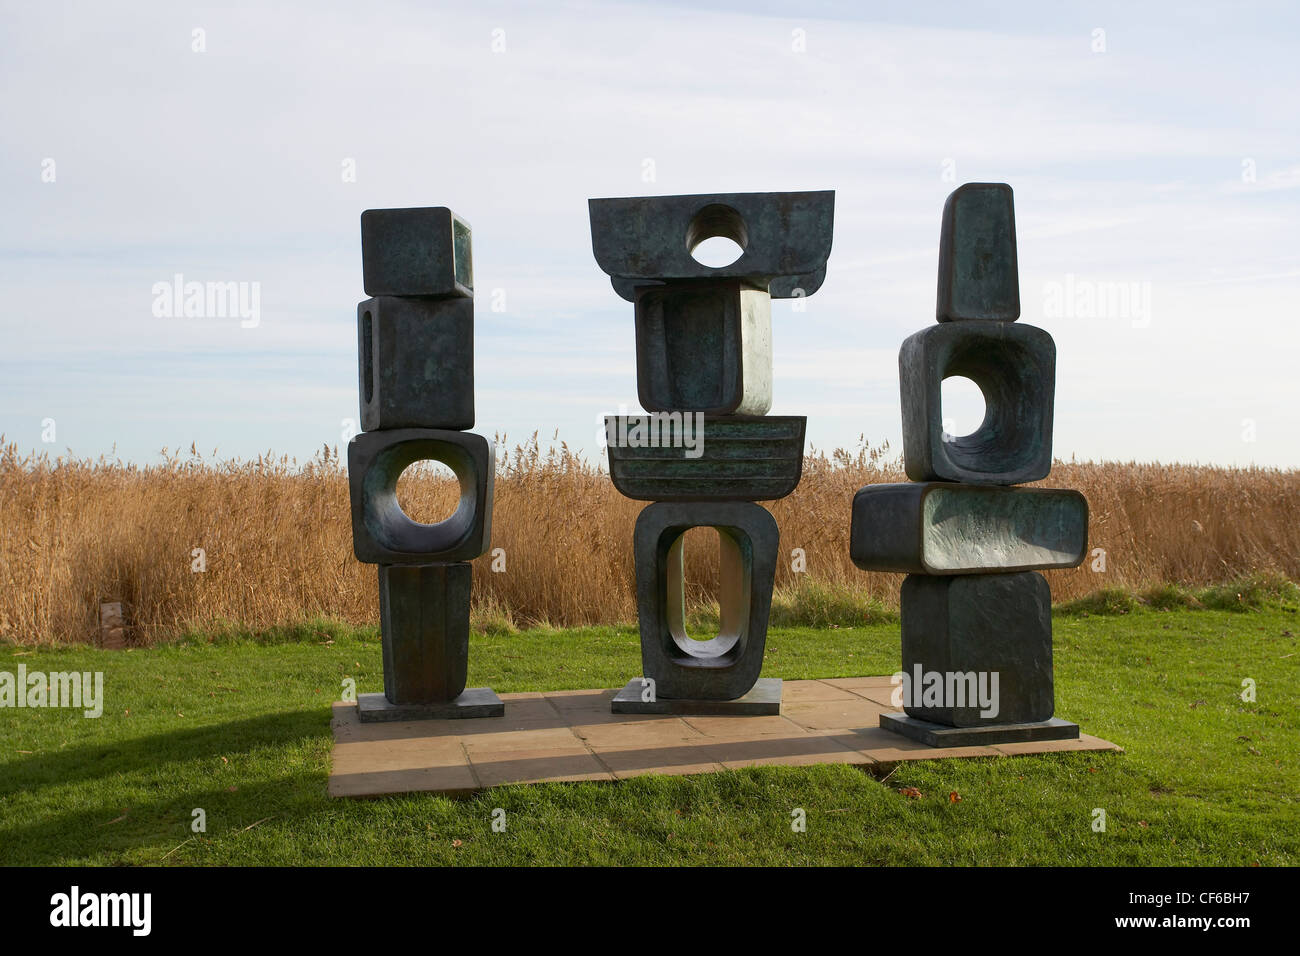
[1,437,1297,645]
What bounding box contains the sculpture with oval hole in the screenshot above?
[590,191,836,714]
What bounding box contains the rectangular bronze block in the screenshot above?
[850,482,1087,574]
[378,563,472,705]
[357,688,504,722]
[610,677,782,715]
[899,572,1055,727]
[632,501,779,701]
[879,713,1078,746]
[634,280,772,415]
[588,191,834,292]
[605,415,805,501]
[936,183,1019,322]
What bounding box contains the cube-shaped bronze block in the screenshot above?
[361,206,473,298]
[357,296,474,431]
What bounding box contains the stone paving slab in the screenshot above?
[328,679,1123,798]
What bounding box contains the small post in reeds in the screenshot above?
[98,601,126,649]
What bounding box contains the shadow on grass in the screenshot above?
[0,709,329,864]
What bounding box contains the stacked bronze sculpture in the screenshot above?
[588,192,835,714]
[851,183,1089,745]
[348,206,502,721]
[342,186,1086,745]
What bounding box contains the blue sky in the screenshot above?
[1,0,1297,467]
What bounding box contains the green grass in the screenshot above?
[1,594,1297,866]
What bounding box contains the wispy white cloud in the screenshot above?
[0,0,1295,467]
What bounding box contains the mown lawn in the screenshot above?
[1,599,1296,866]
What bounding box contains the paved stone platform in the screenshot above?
[329,677,1122,798]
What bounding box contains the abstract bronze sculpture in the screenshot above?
[852,183,1088,745]
[348,206,503,721]
[589,191,835,714]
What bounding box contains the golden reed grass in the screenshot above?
[1,435,1297,645]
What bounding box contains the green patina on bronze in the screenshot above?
[357,296,474,431]
[378,562,472,704]
[351,205,501,722]
[589,190,835,708]
[360,206,473,298]
[851,482,1088,575]
[899,319,1056,485]
[921,484,1088,572]
[605,415,805,502]
[898,572,1057,727]
[589,190,835,301]
[936,182,1019,322]
[852,182,1092,744]
[349,428,494,565]
[634,280,772,415]
[451,217,473,293]
[630,501,779,701]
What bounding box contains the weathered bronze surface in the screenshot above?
[348,428,494,565]
[378,562,471,704]
[854,182,1089,743]
[591,189,835,708]
[632,501,778,701]
[351,206,498,721]
[605,415,805,501]
[633,279,772,415]
[588,190,834,299]
[361,206,473,298]
[936,183,1019,322]
[900,319,1056,485]
[357,296,474,431]
[850,482,1087,574]
[899,571,1055,726]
